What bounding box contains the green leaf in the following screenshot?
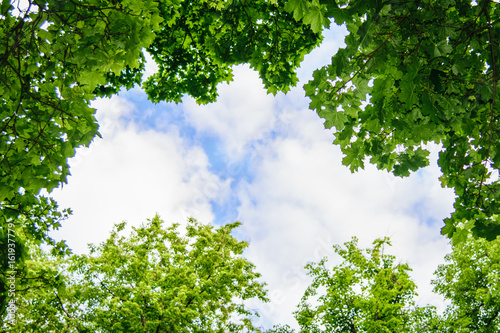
[433,40,453,58]
[399,80,419,107]
[320,105,347,130]
[0,0,12,15]
[0,183,14,202]
[61,141,74,158]
[284,0,310,21]
[302,6,329,33]
[342,143,364,172]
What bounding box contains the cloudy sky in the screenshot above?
[51,24,456,329]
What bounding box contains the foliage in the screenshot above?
[145,0,322,103]
[6,230,500,332]
[266,324,296,333]
[267,236,500,333]
[0,0,162,273]
[0,243,65,331]
[293,237,418,333]
[0,197,70,317]
[285,0,500,241]
[2,215,269,332]
[432,236,500,332]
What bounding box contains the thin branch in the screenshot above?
[100,281,128,303]
[55,292,73,319]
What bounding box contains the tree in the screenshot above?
[292,237,418,333]
[0,241,65,331]
[433,236,500,332]
[2,215,269,332]
[0,0,159,250]
[286,0,500,242]
[0,196,72,323]
[0,0,321,252]
[267,236,500,333]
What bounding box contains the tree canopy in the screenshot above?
[286,0,500,242]
[292,237,418,332]
[432,235,500,331]
[2,216,268,332]
[3,218,500,332]
[268,236,500,333]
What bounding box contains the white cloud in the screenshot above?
[177,24,350,164]
[181,66,280,161]
[143,51,159,80]
[51,96,230,254]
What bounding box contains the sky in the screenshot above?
[51,24,456,330]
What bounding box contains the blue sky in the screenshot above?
[52,24,456,329]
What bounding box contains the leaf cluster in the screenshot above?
[3,215,268,332]
[0,0,161,257]
[267,236,500,333]
[294,237,417,333]
[145,0,321,103]
[432,236,500,332]
[291,0,500,241]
